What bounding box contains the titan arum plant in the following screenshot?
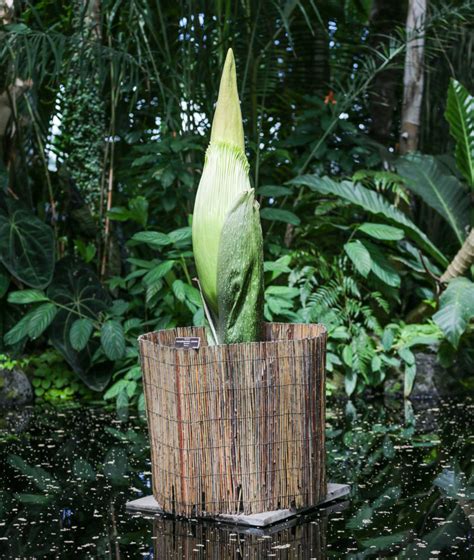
[192,49,264,345]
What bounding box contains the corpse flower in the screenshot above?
[192,48,264,344]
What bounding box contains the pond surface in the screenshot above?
[0,396,472,559]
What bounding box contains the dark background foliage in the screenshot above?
[1,0,473,405]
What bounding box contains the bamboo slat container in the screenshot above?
[139,322,327,517]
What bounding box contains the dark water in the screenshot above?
[0,397,472,559]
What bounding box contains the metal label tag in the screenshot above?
[175,336,200,350]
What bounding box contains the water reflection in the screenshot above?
[132,499,348,559]
[0,397,472,558]
[149,509,328,559]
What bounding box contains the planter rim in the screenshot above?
[138,322,327,351]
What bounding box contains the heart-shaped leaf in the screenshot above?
[0,200,55,288]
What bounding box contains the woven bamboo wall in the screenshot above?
[139,322,327,516]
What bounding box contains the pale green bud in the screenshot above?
[192,49,264,344]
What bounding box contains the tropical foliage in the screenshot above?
[1,0,473,406]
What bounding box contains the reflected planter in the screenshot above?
[152,515,328,559]
[139,322,327,517]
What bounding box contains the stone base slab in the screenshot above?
[126,482,350,528]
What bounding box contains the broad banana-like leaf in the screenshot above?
[291,175,449,268]
[217,190,264,344]
[433,277,474,348]
[397,154,470,246]
[444,79,474,188]
[192,48,264,344]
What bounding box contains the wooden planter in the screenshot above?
[139,322,327,517]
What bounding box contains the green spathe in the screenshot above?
[192,49,264,344]
[217,190,264,344]
[193,142,250,312]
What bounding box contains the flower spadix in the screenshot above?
[192,48,264,344]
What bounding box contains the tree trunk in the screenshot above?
[399,0,427,154]
[440,229,474,283]
[368,0,407,145]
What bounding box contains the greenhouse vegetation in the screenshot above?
[0,0,473,409]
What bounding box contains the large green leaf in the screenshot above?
[4,313,34,345]
[69,318,94,351]
[358,223,404,241]
[217,190,264,344]
[46,259,112,391]
[359,240,401,287]
[0,200,55,288]
[143,260,175,285]
[433,277,474,348]
[260,207,301,225]
[445,79,474,188]
[7,290,50,304]
[26,303,59,339]
[172,279,186,302]
[397,154,470,245]
[131,231,172,248]
[290,175,448,267]
[344,241,372,277]
[4,302,58,344]
[100,320,125,360]
[169,227,192,245]
[365,246,400,287]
